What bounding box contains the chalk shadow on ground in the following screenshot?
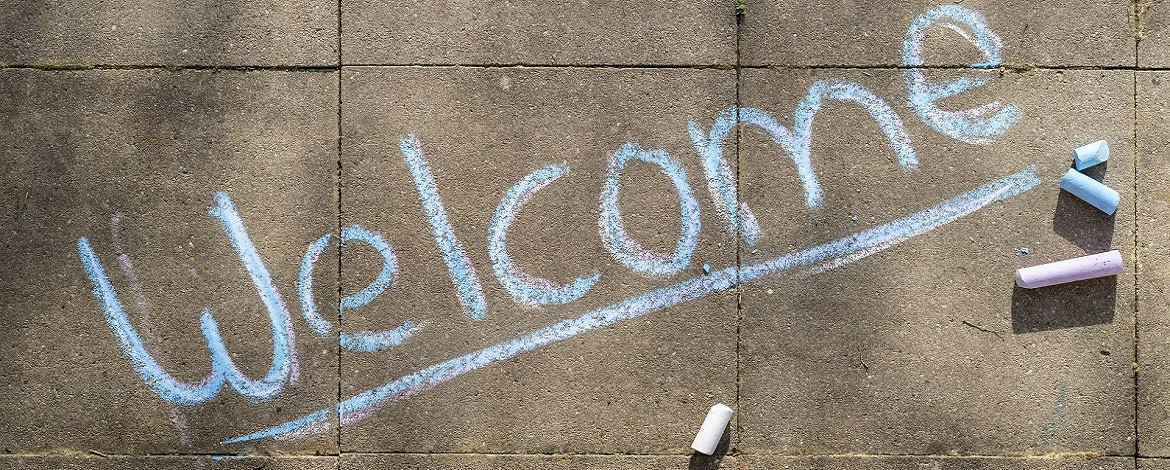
[1052,161,1115,252]
[687,426,731,470]
[1010,276,1117,333]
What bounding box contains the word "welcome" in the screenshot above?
[75,5,1035,443]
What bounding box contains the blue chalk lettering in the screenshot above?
[599,143,701,277]
[226,166,1041,443]
[687,109,764,246]
[903,5,1022,144]
[400,135,489,321]
[298,225,425,352]
[78,237,225,405]
[488,164,600,307]
[206,193,297,398]
[77,192,297,405]
[691,80,917,228]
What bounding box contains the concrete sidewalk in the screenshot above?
[0,1,1161,469]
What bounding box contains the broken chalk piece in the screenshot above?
[1014,250,1123,289]
[691,403,733,455]
[1059,168,1120,214]
[1073,139,1110,170]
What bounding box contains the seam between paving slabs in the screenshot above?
[336,0,343,462]
[1132,0,1141,462]
[336,0,343,458]
[8,63,1170,72]
[734,3,744,456]
[0,452,1143,459]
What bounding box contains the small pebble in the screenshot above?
[850,215,858,222]
[702,264,711,274]
[1015,247,1031,255]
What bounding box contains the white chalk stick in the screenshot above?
[691,403,733,455]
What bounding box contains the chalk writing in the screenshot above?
[73,4,1023,443]
[600,142,702,277]
[225,166,1040,443]
[78,193,297,405]
[299,225,426,352]
[488,163,601,306]
[688,79,917,243]
[401,135,489,321]
[903,5,1022,144]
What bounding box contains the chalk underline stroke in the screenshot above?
[224,165,1041,444]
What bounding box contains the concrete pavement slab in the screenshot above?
[740,1,1136,67]
[0,69,339,454]
[0,0,338,66]
[340,454,738,469]
[739,68,1135,454]
[0,455,336,470]
[334,66,737,453]
[741,455,1133,470]
[1137,71,1170,456]
[1139,1,1170,67]
[340,1,735,65]
[1140,458,1170,469]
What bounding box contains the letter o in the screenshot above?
[599,143,700,277]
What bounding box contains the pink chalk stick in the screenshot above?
[1015,250,1123,289]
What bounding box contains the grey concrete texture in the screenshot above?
[0,0,1159,468]
[0,455,335,470]
[340,0,736,65]
[339,454,738,469]
[1141,459,1170,470]
[739,68,1135,455]
[0,69,340,454]
[1140,1,1170,67]
[1138,71,1170,457]
[740,1,1137,67]
[739,456,1134,470]
[0,1,338,66]
[337,66,739,453]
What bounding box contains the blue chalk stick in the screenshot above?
[1073,140,1109,170]
[1060,168,1119,214]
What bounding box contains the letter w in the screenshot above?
[76,193,296,405]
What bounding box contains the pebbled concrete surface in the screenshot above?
[1138,70,1170,457]
[738,67,1135,456]
[0,1,338,66]
[338,66,737,454]
[0,69,340,454]
[0,1,1160,469]
[740,0,1137,67]
[340,0,736,65]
